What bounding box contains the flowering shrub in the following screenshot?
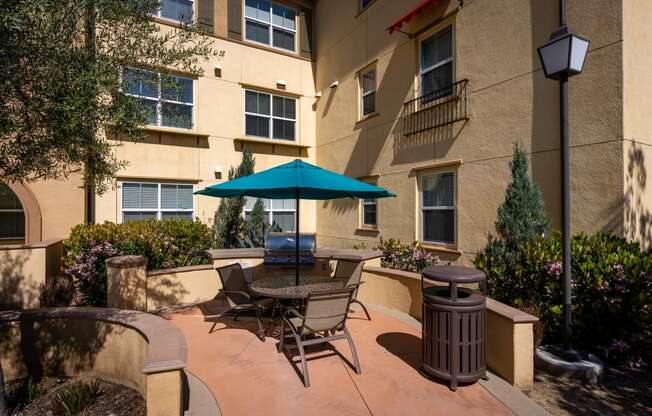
[374,238,438,273]
[64,219,216,306]
[475,232,652,367]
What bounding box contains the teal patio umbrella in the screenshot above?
[196,159,395,285]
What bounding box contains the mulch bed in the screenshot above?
[523,367,652,416]
[7,376,146,416]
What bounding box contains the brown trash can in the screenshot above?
[420,265,486,391]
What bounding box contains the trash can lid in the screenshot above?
[422,286,485,306]
[422,265,486,284]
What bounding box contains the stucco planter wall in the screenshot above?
[0,239,63,309]
[0,308,186,416]
[359,266,538,388]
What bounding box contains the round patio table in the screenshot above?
[250,275,346,299]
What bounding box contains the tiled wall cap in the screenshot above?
[106,255,148,269]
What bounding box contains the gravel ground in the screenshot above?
[524,368,652,416]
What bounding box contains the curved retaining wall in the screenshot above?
[0,307,186,416]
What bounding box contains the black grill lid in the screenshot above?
[264,233,316,252]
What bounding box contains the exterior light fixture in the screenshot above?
[537,0,592,362]
[537,25,590,80]
[329,81,339,89]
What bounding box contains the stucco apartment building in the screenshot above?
[2,0,652,264]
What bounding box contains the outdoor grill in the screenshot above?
[263,232,316,269]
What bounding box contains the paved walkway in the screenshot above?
[165,300,512,416]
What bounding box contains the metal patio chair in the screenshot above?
[212,263,272,339]
[333,259,371,320]
[278,286,362,387]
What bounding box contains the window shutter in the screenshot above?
[122,183,141,209]
[197,0,215,33]
[178,185,193,209]
[141,184,159,209]
[161,185,178,209]
[299,9,313,59]
[227,0,243,40]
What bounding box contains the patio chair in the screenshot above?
[333,259,371,320]
[212,263,272,339]
[278,286,362,387]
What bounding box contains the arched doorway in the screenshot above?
[0,182,42,244]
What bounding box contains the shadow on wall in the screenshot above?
[0,314,114,382]
[624,143,651,248]
[147,276,191,310]
[0,251,39,310]
[529,0,562,230]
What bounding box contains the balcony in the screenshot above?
[403,79,469,136]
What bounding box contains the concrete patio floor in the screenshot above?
[164,300,513,416]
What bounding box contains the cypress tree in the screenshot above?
[213,150,255,248]
[495,143,550,248]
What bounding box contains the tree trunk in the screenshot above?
[0,361,7,415]
[84,0,97,224]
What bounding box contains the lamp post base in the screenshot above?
[535,344,604,383]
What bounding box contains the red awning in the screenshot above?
[387,0,442,34]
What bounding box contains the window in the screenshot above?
[0,183,25,240]
[121,182,193,223]
[361,199,377,228]
[153,0,194,23]
[245,90,296,141]
[244,198,296,232]
[245,0,296,52]
[420,26,453,101]
[359,66,376,117]
[122,67,194,129]
[421,172,455,244]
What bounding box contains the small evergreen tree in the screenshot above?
[243,198,266,247]
[495,143,550,248]
[213,150,255,248]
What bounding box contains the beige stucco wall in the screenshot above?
[96,20,318,233]
[315,0,627,263]
[147,266,221,311]
[0,308,188,416]
[0,240,63,309]
[0,319,148,394]
[622,0,652,249]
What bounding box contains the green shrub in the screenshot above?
[374,238,439,273]
[52,380,102,416]
[474,232,652,367]
[64,219,216,306]
[39,275,75,307]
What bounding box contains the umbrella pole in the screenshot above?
[295,191,300,286]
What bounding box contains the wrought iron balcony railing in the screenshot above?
[403,79,469,136]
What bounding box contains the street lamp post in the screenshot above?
[537,0,590,351]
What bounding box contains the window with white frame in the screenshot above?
[420,26,453,101]
[122,67,194,129]
[361,198,377,228]
[245,0,296,52]
[244,90,296,141]
[244,197,296,232]
[421,172,455,244]
[359,66,376,117]
[153,0,194,23]
[0,183,25,240]
[121,182,194,223]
